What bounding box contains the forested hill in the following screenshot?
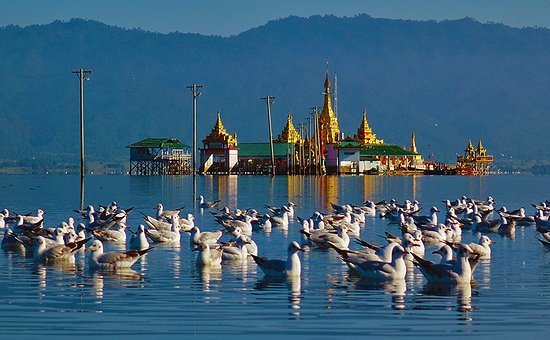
[0,14,548,166]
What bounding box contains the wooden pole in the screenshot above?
[187,84,202,177]
[262,96,276,176]
[71,68,91,210]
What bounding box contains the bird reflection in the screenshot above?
[35,264,47,292]
[254,275,302,319]
[352,278,407,311]
[196,266,222,293]
[90,268,144,301]
[171,252,180,279]
[91,271,104,299]
[421,281,476,316]
[477,259,491,285]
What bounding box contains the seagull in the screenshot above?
[34,236,90,264]
[340,244,408,280]
[497,218,516,237]
[410,206,439,227]
[1,227,26,252]
[359,201,377,217]
[269,207,290,228]
[129,224,150,250]
[216,215,253,235]
[85,239,153,269]
[145,221,181,245]
[0,213,6,229]
[179,213,195,231]
[252,214,272,232]
[464,235,494,260]
[265,202,297,217]
[193,243,223,267]
[309,225,350,250]
[221,235,250,262]
[154,203,184,221]
[189,226,223,247]
[16,209,46,225]
[229,227,258,256]
[197,195,221,209]
[88,222,128,244]
[420,224,448,245]
[432,244,455,264]
[473,212,501,233]
[331,241,403,265]
[411,244,477,284]
[251,241,305,277]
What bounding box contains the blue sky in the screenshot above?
[0,0,548,35]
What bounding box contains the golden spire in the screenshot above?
[203,110,237,147]
[277,112,303,144]
[477,139,486,155]
[410,131,418,154]
[214,111,225,132]
[465,139,475,155]
[354,109,383,145]
[319,69,340,145]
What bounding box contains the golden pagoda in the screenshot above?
[457,139,493,175]
[319,71,340,145]
[277,113,303,144]
[354,110,384,145]
[202,110,237,148]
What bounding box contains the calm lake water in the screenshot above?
[0,174,549,337]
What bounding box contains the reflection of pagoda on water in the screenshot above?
[457,140,493,176]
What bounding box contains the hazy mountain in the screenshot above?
[0,14,548,167]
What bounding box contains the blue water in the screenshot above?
[0,174,549,337]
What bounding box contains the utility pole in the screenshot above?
[334,72,338,118]
[261,96,276,176]
[72,68,91,209]
[311,107,321,175]
[306,116,312,175]
[187,84,202,176]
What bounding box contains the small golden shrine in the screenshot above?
[277,113,303,144]
[203,110,237,148]
[354,110,384,145]
[457,139,493,175]
[319,71,340,145]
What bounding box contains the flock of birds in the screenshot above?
[1,193,550,286]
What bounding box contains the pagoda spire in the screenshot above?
[354,109,383,145]
[203,110,237,148]
[477,139,486,156]
[410,131,418,154]
[319,68,340,145]
[277,112,302,144]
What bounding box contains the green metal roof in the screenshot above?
[359,144,418,156]
[338,140,362,148]
[127,138,190,148]
[238,143,293,158]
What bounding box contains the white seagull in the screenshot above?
[251,241,305,277]
[85,239,153,269]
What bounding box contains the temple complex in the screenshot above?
[194,69,428,176]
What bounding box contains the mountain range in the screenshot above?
[0,14,548,168]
